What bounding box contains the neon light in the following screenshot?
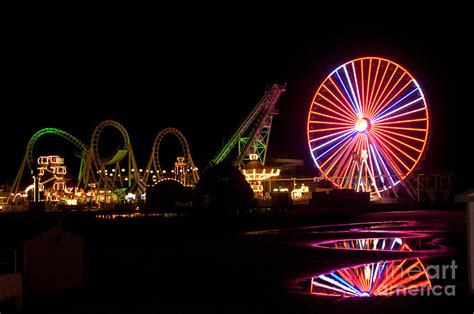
[314,130,357,158]
[325,78,360,119]
[351,61,363,115]
[312,129,356,152]
[369,70,408,118]
[330,77,357,118]
[343,65,362,115]
[370,64,398,118]
[318,93,358,121]
[369,144,384,185]
[335,70,359,115]
[373,97,423,122]
[307,57,430,197]
[366,58,381,115]
[371,87,417,120]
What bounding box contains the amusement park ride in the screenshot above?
[307,57,439,201]
[1,57,454,211]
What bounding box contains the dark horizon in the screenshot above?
[2,23,472,192]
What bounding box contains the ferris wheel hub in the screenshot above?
[355,118,371,132]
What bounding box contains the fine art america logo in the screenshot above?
[394,260,457,296]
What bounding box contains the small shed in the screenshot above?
[23,226,83,292]
[455,189,474,294]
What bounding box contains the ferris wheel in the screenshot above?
[307,57,430,196]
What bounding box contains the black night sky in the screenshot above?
[2,22,473,192]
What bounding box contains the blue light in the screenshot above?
[336,70,359,115]
[373,96,423,123]
[329,273,363,295]
[343,65,363,115]
[313,129,356,152]
[314,131,356,161]
[372,87,418,121]
[372,142,396,186]
[370,144,384,185]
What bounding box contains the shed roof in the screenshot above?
[455,188,474,202]
[24,226,84,246]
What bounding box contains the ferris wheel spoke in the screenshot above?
[320,133,359,172]
[373,97,424,123]
[367,58,383,116]
[343,64,363,115]
[369,139,398,186]
[310,111,355,124]
[313,100,357,122]
[375,117,427,126]
[368,61,392,115]
[370,86,418,120]
[369,71,408,119]
[309,127,356,144]
[326,135,360,188]
[370,65,399,119]
[375,145,405,185]
[335,70,360,115]
[320,86,359,120]
[364,58,372,113]
[350,62,364,115]
[330,136,362,183]
[370,76,414,119]
[328,77,360,118]
[372,136,400,186]
[308,120,353,126]
[309,125,353,133]
[372,125,427,132]
[371,131,413,171]
[313,129,357,157]
[372,131,420,166]
[344,137,363,188]
[359,59,367,114]
[372,126,426,143]
[374,107,427,127]
[372,129,422,155]
[369,143,388,187]
[364,136,380,192]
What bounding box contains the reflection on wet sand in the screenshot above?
[309,239,432,297]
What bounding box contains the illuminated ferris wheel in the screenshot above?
[307,57,430,196]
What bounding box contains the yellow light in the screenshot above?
[355,118,368,132]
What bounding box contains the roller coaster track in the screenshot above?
[144,127,199,186]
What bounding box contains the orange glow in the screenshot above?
[328,77,361,119]
[321,84,359,120]
[369,70,407,118]
[308,57,430,194]
[366,58,381,115]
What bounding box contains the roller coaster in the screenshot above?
[6,122,199,207]
[5,84,286,210]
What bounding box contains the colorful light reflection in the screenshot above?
[310,238,432,297]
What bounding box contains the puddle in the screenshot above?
[308,256,431,297]
[313,236,443,253]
